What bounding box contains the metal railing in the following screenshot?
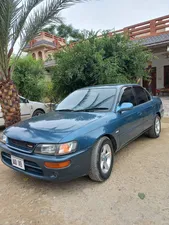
[110,14,169,39]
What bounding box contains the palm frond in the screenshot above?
[0,0,88,79]
[11,0,44,51]
[0,0,22,78]
[19,0,88,51]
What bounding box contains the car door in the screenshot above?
[117,86,144,148]
[0,104,5,126]
[20,97,31,121]
[133,86,154,131]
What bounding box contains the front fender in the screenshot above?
[60,113,120,152]
[84,127,119,151]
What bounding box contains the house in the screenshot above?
[111,14,169,96]
[24,14,169,96]
[24,32,66,67]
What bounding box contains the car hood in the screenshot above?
[5,111,106,143]
[29,100,44,105]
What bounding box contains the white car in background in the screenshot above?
[0,96,50,126]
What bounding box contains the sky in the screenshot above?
[61,0,169,31]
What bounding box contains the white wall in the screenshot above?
[152,54,169,89]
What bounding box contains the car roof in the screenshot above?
[79,84,141,90]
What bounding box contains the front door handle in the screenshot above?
[137,112,143,116]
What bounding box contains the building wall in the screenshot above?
[152,53,169,89]
[25,32,66,62]
[35,35,53,42]
[30,47,48,61]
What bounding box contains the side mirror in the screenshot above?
[117,102,134,113]
[55,104,58,110]
[23,98,29,103]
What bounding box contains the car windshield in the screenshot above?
[56,88,117,112]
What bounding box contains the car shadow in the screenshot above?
[11,170,98,193]
[0,126,5,133]
[115,134,148,158]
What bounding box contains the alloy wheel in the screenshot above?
[100,144,112,174]
[155,117,160,135]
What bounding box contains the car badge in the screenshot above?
[27,144,33,148]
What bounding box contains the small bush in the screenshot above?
[12,55,52,102]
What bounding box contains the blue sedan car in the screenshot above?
[0,84,164,182]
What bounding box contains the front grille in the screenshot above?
[7,138,36,153]
[1,152,43,176]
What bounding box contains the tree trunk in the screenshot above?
[0,79,21,127]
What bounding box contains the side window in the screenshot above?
[120,87,136,106]
[145,90,151,101]
[133,86,148,105]
[20,97,24,103]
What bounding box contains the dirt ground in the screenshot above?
[0,120,169,225]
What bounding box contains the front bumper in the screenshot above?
[0,142,91,181]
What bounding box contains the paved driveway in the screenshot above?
[0,121,169,225]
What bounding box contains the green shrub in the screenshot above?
[12,55,51,102]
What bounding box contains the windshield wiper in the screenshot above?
[55,109,75,112]
[56,107,109,112]
[75,107,109,112]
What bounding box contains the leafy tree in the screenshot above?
[42,23,92,42]
[38,78,55,103]
[0,0,87,127]
[52,33,152,99]
[56,24,85,41]
[42,25,57,35]
[12,55,47,101]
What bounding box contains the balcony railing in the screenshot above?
[110,14,169,39]
[35,32,66,43]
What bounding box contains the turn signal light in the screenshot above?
[44,160,71,169]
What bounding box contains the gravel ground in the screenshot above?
[0,120,169,225]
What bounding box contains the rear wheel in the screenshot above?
[147,115,161,138]
[89,137,114,182]
[32,109,45,117]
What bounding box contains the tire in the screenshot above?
[89,136,114,182]
[147,115,161,138]
[32,109,45,117]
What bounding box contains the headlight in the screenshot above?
[1,134,7,144]
[34,141,77,156]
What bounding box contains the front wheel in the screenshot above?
[89,137,114,182]
[147,115,161,138]
[32,109,45,117]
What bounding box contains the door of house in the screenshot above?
[164,66,169,88]
[143,67,156,95]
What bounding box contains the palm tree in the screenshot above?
[0,0,87,127]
